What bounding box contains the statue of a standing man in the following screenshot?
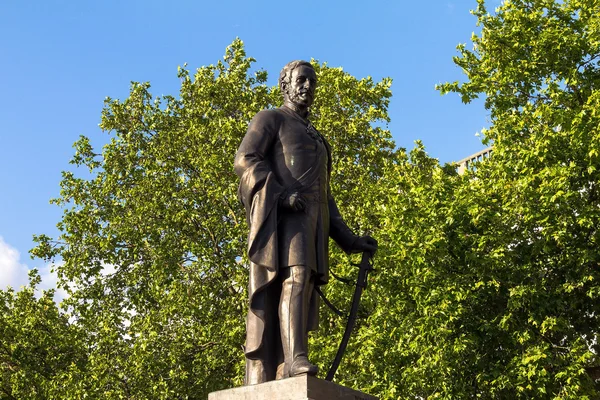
[234,60,377,385]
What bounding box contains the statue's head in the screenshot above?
[279,60,317,109]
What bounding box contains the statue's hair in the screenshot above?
[279,60,314,92]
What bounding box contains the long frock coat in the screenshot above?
[234,106,357,359]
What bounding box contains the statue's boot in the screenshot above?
[245,270,284,385]
[279,265,318,377]
[290,356,318,376]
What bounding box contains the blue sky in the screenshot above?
[0,0,494,291]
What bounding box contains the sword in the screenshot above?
[325,251,374,381]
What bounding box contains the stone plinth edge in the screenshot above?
[208,375,377,400]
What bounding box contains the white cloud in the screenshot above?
[0,237,119,306]
[0,236,68,302]
[38,261,68,303]
[0,236,30,290]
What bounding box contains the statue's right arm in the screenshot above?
[234,110,284,207]
[234,110,279,175]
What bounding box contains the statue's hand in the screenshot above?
[280,192,307,212]
[351,235,378,255]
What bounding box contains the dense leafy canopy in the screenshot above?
[2,0,600,398]
[434,0,600,397]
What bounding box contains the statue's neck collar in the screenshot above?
[282,102,309,119]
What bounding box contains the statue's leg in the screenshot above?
[279,265,318,377]
[245,277,282,385]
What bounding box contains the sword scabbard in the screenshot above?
[325,251,373,381]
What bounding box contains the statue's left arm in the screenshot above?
[328,194,378,255]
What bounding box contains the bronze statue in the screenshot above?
[234,60,377,385]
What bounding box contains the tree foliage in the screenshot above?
[2,0,600,397]
[0,271,85,399]
[16,39,396,399]
[432,0,600,397]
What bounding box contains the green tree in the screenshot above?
[25,39,396,399]
[9,1,598,396]
[0,271,86,399]
[425,0,600,397]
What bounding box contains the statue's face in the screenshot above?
[284,65,317,108]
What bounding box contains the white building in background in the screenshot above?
[457,147,493,174]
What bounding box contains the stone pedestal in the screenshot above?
[208,375,377,400]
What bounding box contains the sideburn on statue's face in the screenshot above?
[284,65,317,109]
